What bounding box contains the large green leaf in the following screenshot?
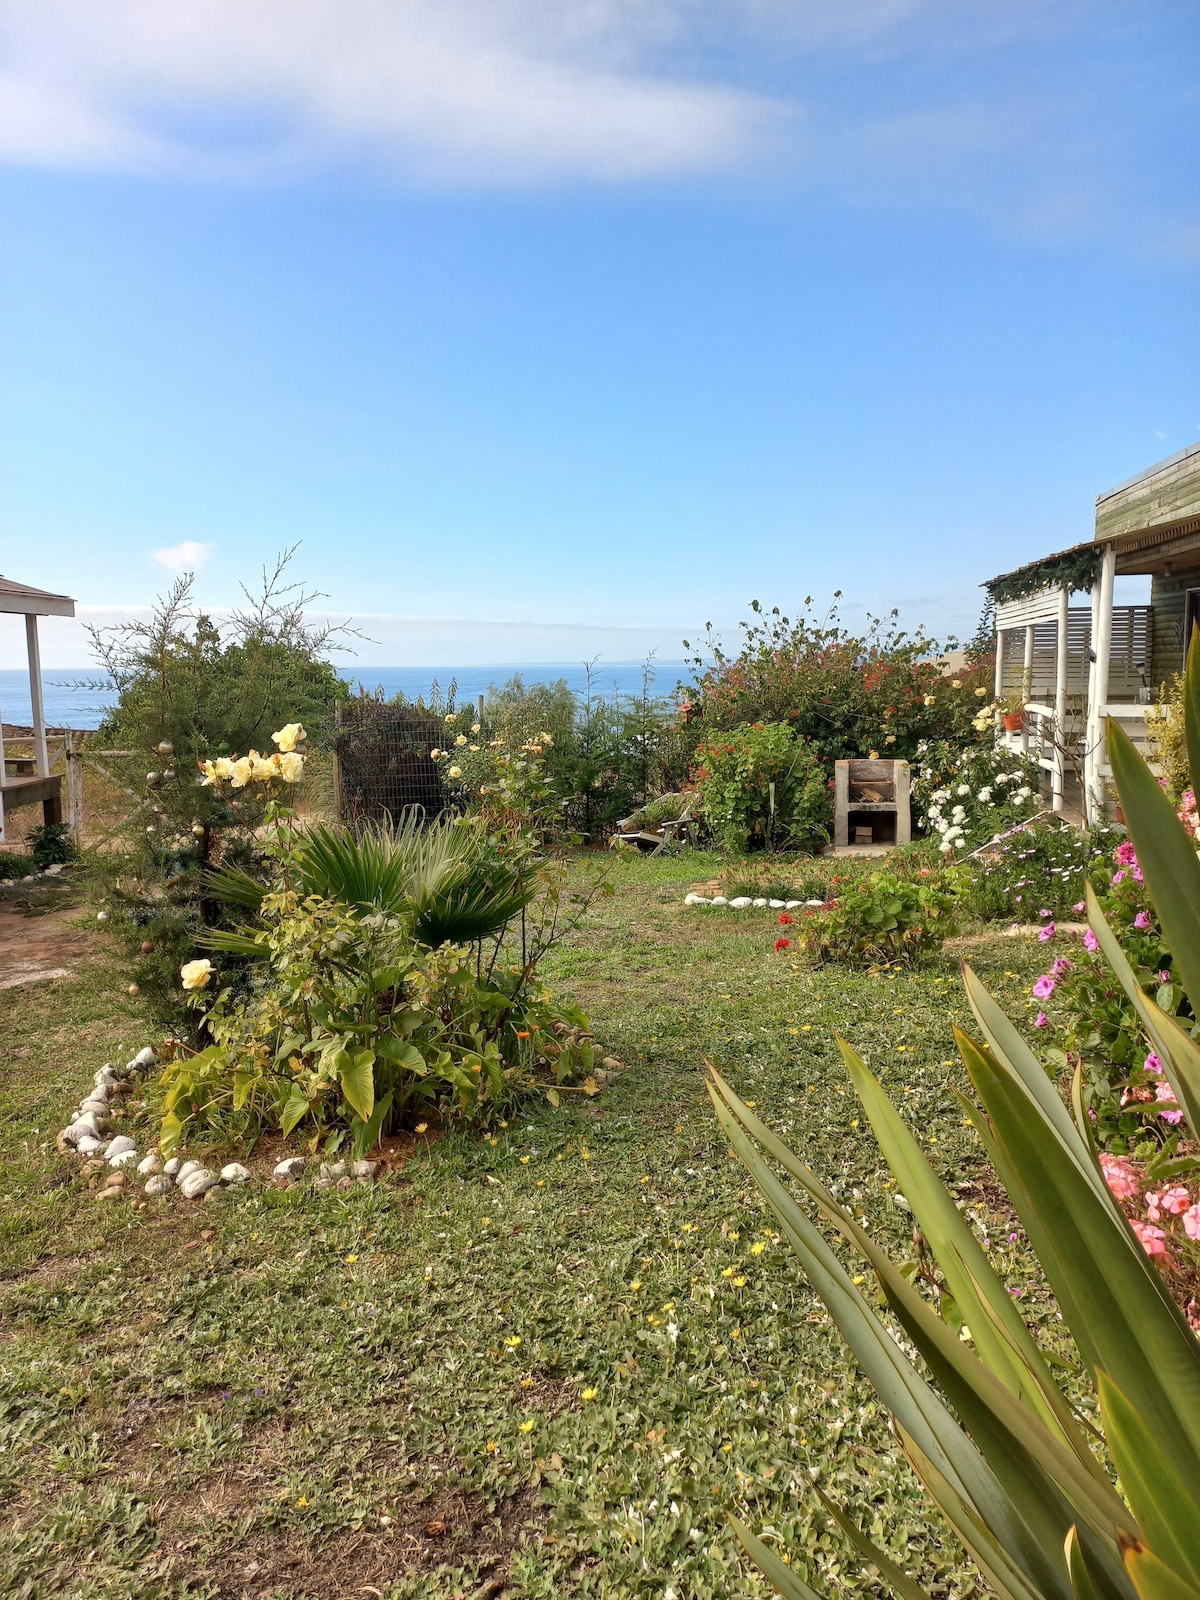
[333,1046,375,1123]
[280,1081,311,1137]
[1121,1545,1200,1600]
[1097,1373,1200,1589]
[709,1070,1132,1599]
[728,1517,826,1600]
[952,1022,1200,1482]
[1107,718,1200,1017]
[838,1040,1095,1466]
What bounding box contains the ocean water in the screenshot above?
[0,661,690,731]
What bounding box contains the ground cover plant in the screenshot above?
[1,845,1054,1600]
[953,818,1120,924]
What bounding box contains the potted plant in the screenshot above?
[998,678,1029,732]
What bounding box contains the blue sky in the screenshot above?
[1,0,1197,668]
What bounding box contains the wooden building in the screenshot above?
[983,442,1200,823]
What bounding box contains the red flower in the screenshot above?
[775,937,790,952]
[778,913,794,926]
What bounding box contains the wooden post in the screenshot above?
[332,701,344,822]
[1053,585,1069,813]
[25,614,49,778]
[833,761,849,849]
[894,761,911,845]
[477,693,485,727]
[65,731,85,839]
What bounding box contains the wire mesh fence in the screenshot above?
[332,698,461,824]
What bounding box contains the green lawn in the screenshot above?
[0,853,1051,1599]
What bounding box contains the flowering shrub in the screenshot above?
[952,819,1121,923]
[685,596,992,759]
[158,743,597,1154]
[691,722,830,853]
[1034,837,1193,1154]
[798,870,957,965]
[1097,1153,1200,1289]
[431,716,563,840]
[912,739,1043,854]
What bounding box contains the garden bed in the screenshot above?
[0,851,1060,1598]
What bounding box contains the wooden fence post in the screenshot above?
[65,732,85,840]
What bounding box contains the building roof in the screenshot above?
[0,576,76,618]
[1096,440,1200,506]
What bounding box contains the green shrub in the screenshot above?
[693,722,830,853]
[953,818,1121,923]
[27,822,76,869]
[798,869,957,964]
[685,595,991,759]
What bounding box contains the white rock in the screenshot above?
[95,1067,119,1089]
[179,1167,220,1199]
[728,896,752,909]
[683,893,707,905]
[177,1160,202,1182]
[137,1153,161,1176]
[76,1135,103,1156]
[144,1175,174,1197]
[768,899,785,908]
[163,1157,182,1178]
[319,1160,347,1180]
[314,1176,334,1191]
[110,1148,140,1169]
[220,1163,250,1185]
[351,1160,377,1179]
[752,897,768,907]
[274,1156,307,1180]
[805,898,825,907]
[105,1133,136,1156]
[133,1046,157,1070]
[61,1120,93,1148]
[709,895,729,906]
[784,900,802,909]
[45,863,64,876]
[79,1096,109,1119]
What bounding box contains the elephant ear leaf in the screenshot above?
[280,1082,311,1138]
[336,1047,376,1123]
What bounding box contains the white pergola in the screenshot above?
[0,575,77,841]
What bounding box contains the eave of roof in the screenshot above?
[0,576,76,618]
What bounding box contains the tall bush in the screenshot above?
[685,597,990,760]
[692,722,829,852]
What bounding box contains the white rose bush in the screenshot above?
[913,738,1043,854]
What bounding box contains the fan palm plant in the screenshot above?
[708,646,1200,1600]
[205,811,537,953]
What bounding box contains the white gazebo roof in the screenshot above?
[0,575,76,618]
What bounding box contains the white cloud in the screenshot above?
[0,0,781,185]
[150,540,214,571]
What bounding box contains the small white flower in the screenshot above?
[956,784,970,797]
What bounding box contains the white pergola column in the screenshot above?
[25,614,49,777]
[1053,585,1069,812]
[1085,546,1116,824]
[1021,623,1035,753]
[994,624,1005,703]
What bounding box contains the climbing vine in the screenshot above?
[986,547,1101,606]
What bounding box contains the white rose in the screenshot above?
[271,722,306,754]
[181,958,214,991]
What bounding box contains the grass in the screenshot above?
[0,851,1051,1599]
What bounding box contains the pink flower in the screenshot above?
[1032,975,1056,1000]
[1100,1152,1141,1201]
[1145,1051,1163,1075]
[1115,841,1138,867]
[1159,1185,1190,1216]
[1184,1204,1200,1241]
[1083,929,1099,953]
[1112,870,1127,885]
[1051,957,1075,978]
[1039,908,1053,918]
[1130,1218,1168,1260]
[1038,922,1057,943]
[1159,970,1172,984]
[1133,911,1151,930]
[1144,1190,1163,1221]
[1072,901,1086,914]
[1156,1081,1184,1125]
[1034,1011,1049,1028]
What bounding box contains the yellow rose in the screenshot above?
[455,734,468,747]
[471,723,481,734]
[197,760,219,787]
[180,958,214,991]
[974,686,988,697]
[430,748,442,759]
[449,765,463,779]
[214,757,235,780]
[249,752,277,781]
[278,751,305,783]
[229,757,252,789]
[271,722,306,754]
[950,679,962,689]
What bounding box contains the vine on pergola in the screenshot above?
[985,547,1102,606]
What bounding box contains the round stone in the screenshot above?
[274,1157,307,1181]
[728,896,752,909]
[144,1174,174,1197]
[76,1135,103,1156]
[137,1153,161,1176]
[176,1160,202,1182]
[350,1160,377,1180]
[163,1157,182,1178]
[709,895,729,906]
[220,1163,250,1185]
[110,1148,140,1169]
[768,899,785,908]
[752,897,768,907]
[179,1168,221,1199]
[318,1160,347,1181]
[133,1047,158,1070]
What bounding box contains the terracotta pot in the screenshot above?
[1001,712,1024,733]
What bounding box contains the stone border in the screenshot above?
[683,895,826,909]
[57,1048,379,1203]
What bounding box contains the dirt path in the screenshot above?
[0,901,96,990]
